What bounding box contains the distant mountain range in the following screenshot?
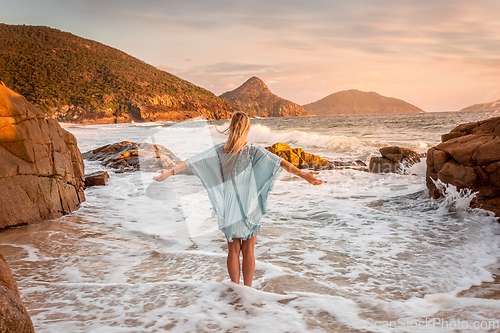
[219,77,311,118]
[460,100,500,112]
[303,89,424,115]
[0,24,235,124]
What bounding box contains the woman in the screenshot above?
[153,111,322,287]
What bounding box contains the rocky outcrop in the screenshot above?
[0,253,35,332]
[266,143,330,169]
[265,142,366,170]
[369,146,423,173]
[426,117,500,217]
[303,89,425,115]
[84,171,110,188]
[0,83,85,229]
[219,77,312,118]
[82,141,188,173]
[460,100,500,112]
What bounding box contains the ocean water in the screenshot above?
[2,111,500,332]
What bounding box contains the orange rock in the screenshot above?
[426,147,435,167]
[0,83,85,229]
[437,162,476,188]
[473,137,500,165]
[265,142,330,169]
[433,150,451,174]
[0,253,35,332]
[436,134,492,166]
[82,141,183,173]
[427,116,500,218]
[369,156,397,173]
[370,146,422,173]
[441,131,466,142]
[0,254,19,297]
[84,171,110,187]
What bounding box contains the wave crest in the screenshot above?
[246,124,382,159]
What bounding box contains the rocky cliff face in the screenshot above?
[426,117,500,217]
[0,253,35,332]
[303,89,425,115]
[0,83,85,228]
[219,77,311,118]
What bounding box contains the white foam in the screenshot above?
[7,116,500,332]
[432,178,479,213]
[246,124,383,160]
[0,243,41,261]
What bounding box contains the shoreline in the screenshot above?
[55,111,470,127]
[458,274,500,300]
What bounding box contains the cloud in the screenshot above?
[64,0,500,63]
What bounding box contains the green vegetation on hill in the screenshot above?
[0,24,234,123]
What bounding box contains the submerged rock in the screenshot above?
[369,146,423,173]
[84,171,110,188]
[426,116,500,218]
[0,253,35,332]
[82,141,189,173]
[0,83,85,229]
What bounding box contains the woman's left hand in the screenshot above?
[304,171,323,185]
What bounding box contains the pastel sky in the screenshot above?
[2,0,500,111]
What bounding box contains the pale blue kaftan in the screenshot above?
[184,142,283,242]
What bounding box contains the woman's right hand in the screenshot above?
[153,169,172,182]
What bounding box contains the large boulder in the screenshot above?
[82,141,188,173]
[426,116,500,217]
[265,143,332,170]
[0,253,35,332]
[369,146,423,173]
[0,83,85,229]
[264,142,367,170]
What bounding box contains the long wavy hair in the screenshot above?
[216,111,251,179]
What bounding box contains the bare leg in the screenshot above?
[241,235,257,287]
[227,238,241,284]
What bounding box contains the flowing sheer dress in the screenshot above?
[184,142,283,241]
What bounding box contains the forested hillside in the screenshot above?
[0,24,235,123]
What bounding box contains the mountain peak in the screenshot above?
[219,77,311,118]
[240,76,268,91]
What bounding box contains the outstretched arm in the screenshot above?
[280,159,322,185]
[153,161,187,182]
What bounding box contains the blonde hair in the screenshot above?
[216,111,251,179]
